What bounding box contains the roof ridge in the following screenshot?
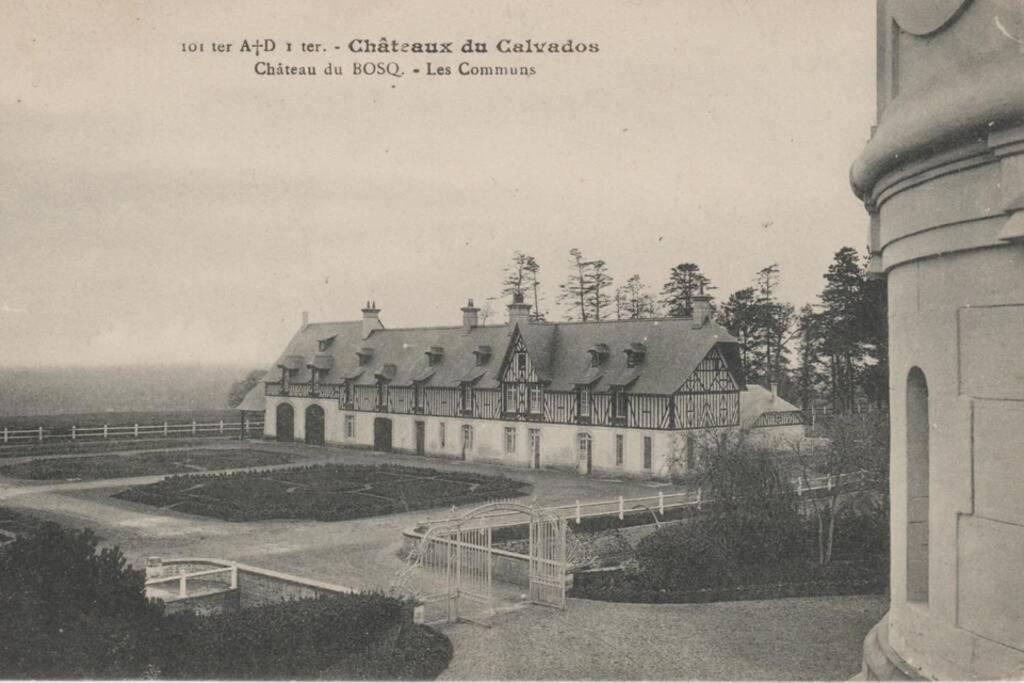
[371,324,508,332]
[530,316,704,326]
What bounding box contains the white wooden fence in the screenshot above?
[423,471,868,530]
[145,565,238,599]
[0,419,264,445]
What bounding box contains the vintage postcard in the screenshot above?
[2,1,1021,680]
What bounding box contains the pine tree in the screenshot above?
[819,247,868,412]
[717,287,761,378]
[661,263,714,317]
[585,260,613,321]
[558,248,591,321]
[617,274,657,319]
[794,304,826,417]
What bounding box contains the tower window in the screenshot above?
[906,366,930,604]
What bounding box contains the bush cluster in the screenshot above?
[115,463,531,521]
[156,594,409,679]
[570,511,888,603]
[0,523,452,679]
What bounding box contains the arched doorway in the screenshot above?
[906,367,929,603]
[373,417,393,452]
[276,403,294,442]
[305,405,325,446]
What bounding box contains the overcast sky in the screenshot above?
[0,0,876,368]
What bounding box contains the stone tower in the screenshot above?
[852,1,1024,678]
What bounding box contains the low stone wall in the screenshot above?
[163,588,239,616]
[146,557,354,614]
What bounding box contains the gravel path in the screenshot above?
[0,441,883,679]
[439,595,884,681]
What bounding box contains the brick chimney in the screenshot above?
[770,381,778,400]
[691,294,712,328]
[302,311,309,329]
[507,292,532,328]
[461,298,479,332]
[361,300,382,339]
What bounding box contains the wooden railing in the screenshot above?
[145,565,237,599]
[422,471,869,529]
[0,420,264,445]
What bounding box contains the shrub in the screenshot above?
[0,521,451,680]
[635,519,735,590]
[693,432,804,564]
[0,524,164,679]
[155,594,411,679]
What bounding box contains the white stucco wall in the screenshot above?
[262,395,695,479]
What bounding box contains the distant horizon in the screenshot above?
[3,1,875,368]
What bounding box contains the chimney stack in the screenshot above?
[507,291,532,328]
[690,294,712,328]
[461,298,480,332]
[302,311,309,328]
[770,381,778,400]
[361,300,382,339]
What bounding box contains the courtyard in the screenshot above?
[0,439,883,679]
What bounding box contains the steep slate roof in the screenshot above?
[236,376,269,411]
[260,314,742,398]
[739,384,801,429]
[266,321,513,389]
[520,317,741,394]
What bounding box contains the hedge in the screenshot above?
[0,521,452,680]
[155,594,412,679]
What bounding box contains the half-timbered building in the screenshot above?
[241,294,802,478]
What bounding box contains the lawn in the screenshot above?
[114,463,532,521]
[0,449,297,480]
[0,437,252,460]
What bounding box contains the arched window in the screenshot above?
[906,367,929,604]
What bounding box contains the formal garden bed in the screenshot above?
[0,522,452,679]
[114,463,532,521]
[0,437,244,459]
[0,448,298,480]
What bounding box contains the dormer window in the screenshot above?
[425,346,444,367]
[588,343,610,367]
[278,356,304,393]
[473,345,492,366]
[356,347,374,366]
[625,342,647,368]
[318,335,337,352]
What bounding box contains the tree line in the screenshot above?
[491,247,887,415]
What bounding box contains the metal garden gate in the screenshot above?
[529,507,567,608]
[395,502,567,626]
